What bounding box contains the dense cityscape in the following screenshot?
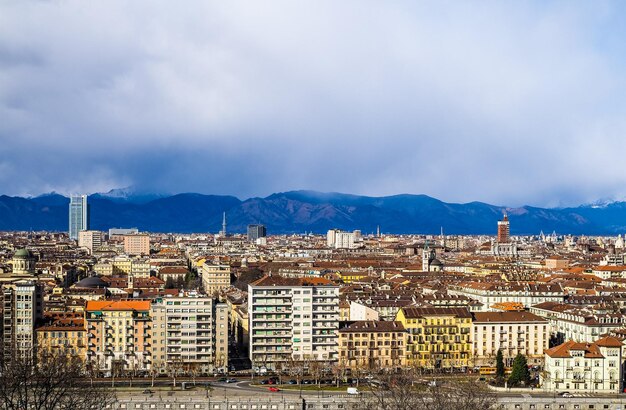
[1,194,626,409]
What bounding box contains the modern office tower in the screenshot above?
[150,295,229,375]
[247,224,267,242]
[78,230,105,254]
[2,280,43,360]
[123,234,150,256]
[69,194,89,240]
[497,213,510,243]
[85,300,152,375]
[248,276,339,370]
[200,262,231,296]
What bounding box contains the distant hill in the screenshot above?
[0,190,624,234]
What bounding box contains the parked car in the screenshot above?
[560,392,573,398]
[226,378,237,383]
[142,389,153,394]
[302,379,312,385]
[268,387,280,392]
[287,380,298,385]
[217,377,227,383]
[347,387,360,395]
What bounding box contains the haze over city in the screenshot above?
[3,1,626,207]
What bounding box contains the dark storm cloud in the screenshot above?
[2,1,626,206]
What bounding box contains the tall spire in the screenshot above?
[221,212,227,236]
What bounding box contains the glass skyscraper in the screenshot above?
[69,194,89,240]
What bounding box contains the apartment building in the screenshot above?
[448,282,565,311]
[78,230,105,254]
[471,311,549,366]
[338,320,407,370]
[248,276,339,370]
[542,336,623,394]
[150,295,228,375]
[123,234,150,256]
[94,257,150,278]
[85,300,152,375]
[200,263,231,295]
[36,314,87,360]
[1,280,43,359]
[395,307,472,369]
[531,302,626,343]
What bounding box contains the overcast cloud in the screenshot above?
[2,1,626,207]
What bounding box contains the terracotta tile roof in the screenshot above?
[472,311,547,323]
[400,307,471,319]
[85,300,151,312]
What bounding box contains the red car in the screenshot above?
[268,387,280,392]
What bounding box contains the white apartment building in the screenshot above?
[471,311,549,366]
[248,276,339,370]
[200,263,231,295]
[448,282,565,311]
[78,230,105,254]
[326,229,357,249]
[530,302,626,343]
[151,295,228,375]
[542,336,623,394]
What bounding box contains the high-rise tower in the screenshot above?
[220,212,227,237]
[497,213,510,243]
[69,195,89,240]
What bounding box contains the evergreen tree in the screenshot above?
[495,349,505,380]
[508,353,530,386]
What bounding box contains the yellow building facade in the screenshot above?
[395,307,472,369]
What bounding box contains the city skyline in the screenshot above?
[3,2,626,207]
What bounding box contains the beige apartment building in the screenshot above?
[150,295,229,375]
[94,257,150,278]
[338,320,407,370]
[123,234,150,256]
[471,311,549,367]
[200,263,231,295]
[78,230,105,254]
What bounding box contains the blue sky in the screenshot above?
[2,1,626,207]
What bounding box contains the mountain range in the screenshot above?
[1,190,626,235]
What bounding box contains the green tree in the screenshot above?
[495,350,505,380]
[508,353,530,386]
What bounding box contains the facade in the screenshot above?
[542,336,623,394]
[395,307,472,369]
[449,282,566,311]
[247,224,267,242]
[69,194,89,240]
[497,214,510,243]
[123,234,150,256]
[1,280,43,359]
[326,230,357,249]
[94,257,150,278]
[85,300,152,375]
[78,230,105,254]
[471,311,549,366]
[338,320,407,370]
[36,314,87,360]
[200,263,231,295]
[248,276,339,370]
[150,296,228,375]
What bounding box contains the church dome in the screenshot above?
[430,258,443,267]
[14,249,34,259]
[74,275,109,289]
